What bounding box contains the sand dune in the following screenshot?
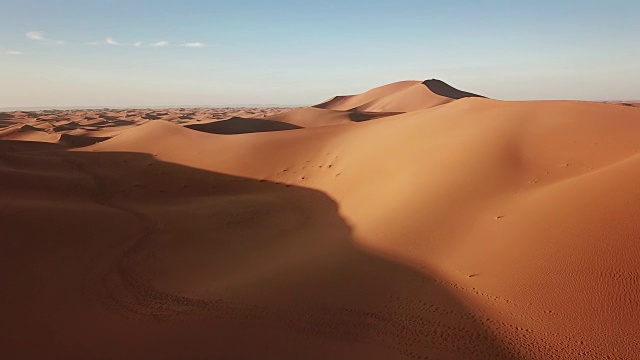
[314,79,483,113]
[2,80,640,359]
[314,80,420,110]
[2,125,61,143]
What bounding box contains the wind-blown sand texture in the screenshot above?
[2,80,640,359]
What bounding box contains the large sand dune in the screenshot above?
[2,80,640,359]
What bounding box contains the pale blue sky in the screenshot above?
[1,0,639,108]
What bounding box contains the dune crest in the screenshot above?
[313,80,420,111]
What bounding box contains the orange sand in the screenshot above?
[2,81,640,359]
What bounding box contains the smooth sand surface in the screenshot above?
[2,81,640,359]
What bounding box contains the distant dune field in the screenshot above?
[2,80,640,359]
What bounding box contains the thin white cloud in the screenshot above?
[105,37,120,46]
[26,31,45,41]
[181,42,207,48]
[86,37,121,46]
[134,41,143,47]
[6,50,23,55]
[150,41,169,47]
[26,31,64,44]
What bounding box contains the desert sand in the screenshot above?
[2,79,640,359]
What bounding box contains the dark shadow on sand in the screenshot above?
[186,116,301,134]
[0,141,519,359]
[347,110,403,122]
[422,79,486,99]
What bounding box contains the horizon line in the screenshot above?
[0,104,307,112]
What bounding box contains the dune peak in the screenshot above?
[422,79,485,99]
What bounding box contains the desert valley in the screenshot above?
[2,79,640,359]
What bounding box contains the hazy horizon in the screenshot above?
[2,0,639,108]
[0,104,304,112]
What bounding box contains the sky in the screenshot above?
[1,0,639,108]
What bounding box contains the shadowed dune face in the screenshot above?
[0,145,517,359]
[18,124,47,132]
[185,116,301,134]
[421,79,485,99]
[58,133,110,147]
[347,110,404,122]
